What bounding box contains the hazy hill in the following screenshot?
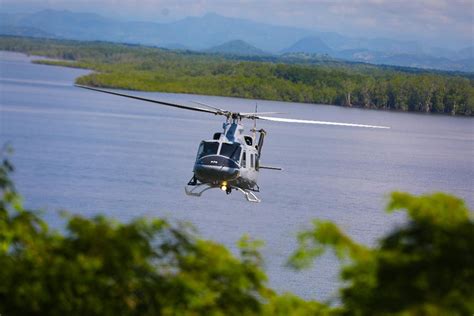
[205,40,269,56]
[0,25,54,38]
[140,12,312,51]
[457,46,473,59]
[0,10,311,52]
[333,49,473,72]
[281,36,333,55]
[1,10,127,42]
[0,9,472,72]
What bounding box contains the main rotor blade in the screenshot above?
[75,85,219,115]
[257,116,390,129]
[240,112,284,116]
[192,100,227,113]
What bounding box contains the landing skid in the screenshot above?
[185,183,216,197]
[185,183,261,203]
[233,187,261,203]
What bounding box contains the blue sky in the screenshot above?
[2,0,473,47]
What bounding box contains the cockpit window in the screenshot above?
[220,143,242,162]
[197,141,219,159]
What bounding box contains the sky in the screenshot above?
[2,0,473,48]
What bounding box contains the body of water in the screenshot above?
[1,51,473,300]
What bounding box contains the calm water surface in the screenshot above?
[1,51,473,300]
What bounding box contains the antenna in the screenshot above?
[252,102,258,140]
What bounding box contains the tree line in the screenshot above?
[0,36,473,115]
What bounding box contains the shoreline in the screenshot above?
[33,56,470,118]
[2,47,472,117]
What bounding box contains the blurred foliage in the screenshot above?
[0,36,473,115]
[1,149,472,315]
[290,192,474,315]
[0,151,333,315]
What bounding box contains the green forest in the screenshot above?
[0,36,473,115]
[1,150,473,315]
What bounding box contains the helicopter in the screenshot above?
[76,84,389,202]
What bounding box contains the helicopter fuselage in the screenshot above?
[75,84,388,203]
[190,121,260,193]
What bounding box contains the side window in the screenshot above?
[230,146,242,163]
[250,154,254,169]
[242,151,246,168]
[255,154,259,170]
[244,136,253,146]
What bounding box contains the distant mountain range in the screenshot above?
[205,40,269,56]
[281,36,333,55]
[0,9,472,72]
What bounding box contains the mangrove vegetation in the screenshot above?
[1,36,473,115]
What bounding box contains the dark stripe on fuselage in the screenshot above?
[194,155,240,182]
[197,155,239,169]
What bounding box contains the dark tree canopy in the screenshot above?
[0,153,269,315]
[0,150,472,315]
[290,192,474,315]
[0,152,334,315]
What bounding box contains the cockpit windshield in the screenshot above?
[220,143,242,162]
[197,141,219,159]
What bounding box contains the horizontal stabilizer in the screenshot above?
[259,165,282,171]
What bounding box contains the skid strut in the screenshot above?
[185,178,260,203]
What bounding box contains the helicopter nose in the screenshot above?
[194,155,240,182]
